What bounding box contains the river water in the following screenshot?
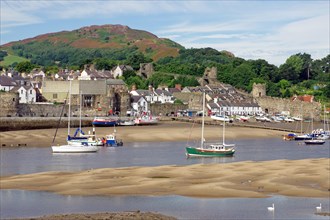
[1,138,329,219]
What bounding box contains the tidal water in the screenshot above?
[1,138,329,219]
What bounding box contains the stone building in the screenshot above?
[137,63,154,79]
[42,79,129,116]
[105,79,130,115]
[198,67,219,86]
[0,92,19,116]
[252,83,266,98]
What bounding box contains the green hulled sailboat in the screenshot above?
[185,93,235,157]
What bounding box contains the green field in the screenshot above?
[0,55,28,66]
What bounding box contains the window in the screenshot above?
[30,90,32,94]
[20,90,23,94]
[53,93,58,99]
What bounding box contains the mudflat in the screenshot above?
[0,120,288,147]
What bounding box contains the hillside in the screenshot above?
[0,24,183,66]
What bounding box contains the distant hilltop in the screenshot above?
[0,24,184,61]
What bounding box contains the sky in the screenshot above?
[1,0,329,66]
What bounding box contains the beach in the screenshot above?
[0,120,289,147]
[1,120,329,219]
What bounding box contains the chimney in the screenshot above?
[175,84,182,91]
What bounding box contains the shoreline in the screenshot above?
[0,120,290,148]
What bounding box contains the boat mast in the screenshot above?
[222,108,225,145]
[68,79,72,136]
[79,90,82,131]
[324,104,326,131]
[300,103,303,135]
[201,92,205,149]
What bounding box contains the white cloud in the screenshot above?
[1,0,329,65]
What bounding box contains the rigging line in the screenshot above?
[187,118,196,146]
[52,91,69,144]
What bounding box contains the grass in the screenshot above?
[0,54,28,66]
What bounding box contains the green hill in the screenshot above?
[0,24,184,67]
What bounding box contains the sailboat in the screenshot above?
[304,112,325,145]
[185,93,235,157]
[67,91,103,146]
[51,80,99,153]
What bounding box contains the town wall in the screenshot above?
[255,96,321,119]
[0,92,19,117]
[150,103,188,116]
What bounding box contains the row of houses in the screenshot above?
[0,67,264,116]
[1,67,317,117]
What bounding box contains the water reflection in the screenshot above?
[0,190,329,220]
[1,139,329,176]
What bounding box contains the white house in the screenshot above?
[13,85,36,103]
[111,65,133,78]
[130,85,175,104]
[154,89,174,103]
[78,70,92,80]
[131,96,148,113]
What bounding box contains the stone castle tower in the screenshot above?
[138,63,154,79]
[252,83,266,98]
[198,67,219,86]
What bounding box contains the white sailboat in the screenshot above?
[51,80,99,153]
[67,91,103,146]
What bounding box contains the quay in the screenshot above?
[0,116,309,134]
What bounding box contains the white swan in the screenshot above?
[268,203,275,211]
[316,203,322,211]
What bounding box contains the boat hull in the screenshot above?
[294,136,312,141]
[304,140,326,145]
[134,118,159,125]
[92,120,117,127]
[119,120,136,126]
[185,147,235,157]
[51,145,99,153]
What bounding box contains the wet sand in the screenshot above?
[0,121,287,147]
[1,158,329,198]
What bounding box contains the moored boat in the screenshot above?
[185,93,235,157]
[103,133,123,147]
[304,139,326,145]
[210,114,231,122]
[294,134,313,141]
[134,114,159,125]
[92,117,118,127]
[52,144,99,153]
[118,119,136,126]
[51,80,99,153]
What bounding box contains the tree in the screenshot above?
[94,58,116,70]
[279,55,303,83]
[126,52,152,70]
[15,61,35,73]
[45,65,59,75]
[231,63,256,91]
[278,79,292,97]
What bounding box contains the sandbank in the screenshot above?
[1,158,329,198]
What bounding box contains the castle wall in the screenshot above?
[150,103,188,116]
[255,97,321,120]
